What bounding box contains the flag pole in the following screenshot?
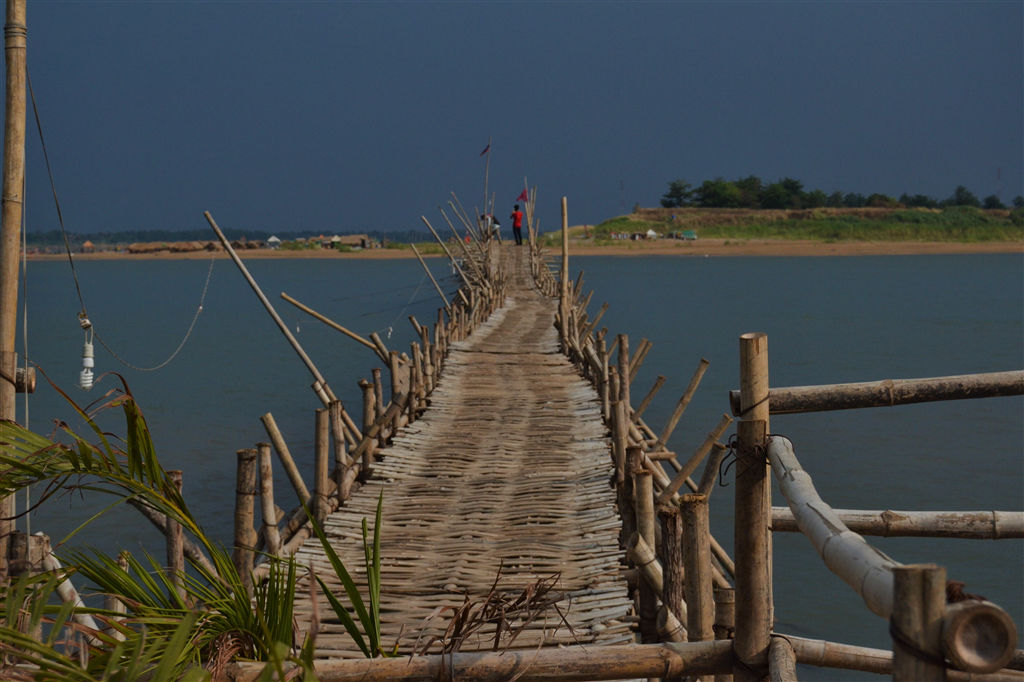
[483,135,491,219]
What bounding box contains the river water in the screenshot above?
[15,252,1023,679]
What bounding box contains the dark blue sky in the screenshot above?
[20,1,1024,235]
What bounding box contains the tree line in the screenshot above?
[659,176,1024,211]
[24,228,437,247]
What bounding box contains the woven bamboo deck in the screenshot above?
[293,247,632,659]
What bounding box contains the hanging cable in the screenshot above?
[27,68,214,379]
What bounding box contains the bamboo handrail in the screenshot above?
[772,507,1024,539]
[729,370,1024,416]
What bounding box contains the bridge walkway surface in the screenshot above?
[293,246,633,659]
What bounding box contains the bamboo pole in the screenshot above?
[560,197,569,348]
[421,217,473,290]
[410,244,452,313]
[440,207,486,283]
[734,333,771,682]
[0,0,27,581]
[728,370,1024,416]
[635,468,658,644]
[369,332,391,366]
[633,375,665,422]
[231,640,733,682]
[944,600,1018,673]
[627,532,664,596]
[165,470,185,601]
[698,443,729,497]
[616,334,630,408]
[772,508,1024,539]
[256,443,281,556]
[659,504,687,633]
[233,448,257,597]
[314,408,330,527]
[329,400,352,474]
[260,413,311,504]
[280,292,381,359]
[654,358,711,450]
[127,500,219,577]
[206,212,336,407]
[681,494,714,647]
[106,551,129,641]
[657,414,733,504]
[713,589,735,682]
[768,637,798,682]
[358,379,376,473]
[892,564,947,682]
[628,338,651,384]
[372,368,384,421]
[613,401,628,485]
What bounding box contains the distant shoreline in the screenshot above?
[26,239,1023,261]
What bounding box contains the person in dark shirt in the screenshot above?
[510,205,524,246]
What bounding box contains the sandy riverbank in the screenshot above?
[26,239,1023,261]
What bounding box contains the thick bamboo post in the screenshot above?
[260,413,311,504]
[0,0,27,582]
[699,443,730,497]
[735,333,771,682]
[359,379,376,473]
[714,588,735,682]
[600,336,610,421]
[681,494,714,646]
[314,408,330,527]
[617,334,630,409]
[329,400,351,472]
[233,449,257,597]
[891,564,947,682]
[768,637,798,682]
[635,468,658,645]
[372,368,385,421]
[389,350,401,402]
[257,443,281,557]
[165,470,185,601]
[659,504,686,631]
[420,325,434,393]
[613,401,628,484]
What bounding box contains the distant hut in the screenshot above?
[268,236,281,249]
[338,234,371,249]
[645,229,658,240]
[81,240,95,253]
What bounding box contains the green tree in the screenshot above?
[949,185,981,207]
[760,183,793,209]
[843,193,867,208]
[804,189,828,208]
[695,178,742,208]
[826,191,845,208]
[982,194,1005,209]
[1013,195,1024,208]
[733,175,764,208]
[867,193,899,208]
[660,180,694,208]
[899,193,939,208]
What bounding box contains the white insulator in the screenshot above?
[82,341,95,369]
[79,368,94,391]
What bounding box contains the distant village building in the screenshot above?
[267,236,281,249]
[81,240,95,253]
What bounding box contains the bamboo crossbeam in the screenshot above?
[280,292,381,359]
[772,507,1024,539]
[729,370,1024,416]
[655,358,710,450]
[230,641,733,682]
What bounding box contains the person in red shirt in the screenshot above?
[510,204,524,246]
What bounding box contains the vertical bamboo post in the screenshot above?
[714,588,735,682]
[613,401,628,485]
[388,351,401,403]
[233,449,257,597]
[635,468,658,645]
[314,408,330,528]
[328,400,350,471]
[617,334,630,409]
[681,493,714,647]
[420,325,434,393]
[0,0,27,582]
[599,335,610,421]
[257,442,281,557]
[372,368,385,421]
[105,551,129,642]
[610,367,620,413]
[734,333,771,682]
[359,379,375,474]
[165,470,185,601]
[659,504,686,629]
[892,564,947,682]
[559,197,569,349]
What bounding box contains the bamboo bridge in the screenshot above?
[207,200,1024,682]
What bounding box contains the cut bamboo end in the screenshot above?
[943,600,1018,673]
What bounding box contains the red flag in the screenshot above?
[479,144,490,157]
[516,188,529,202]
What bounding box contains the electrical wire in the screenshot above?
[28,68,213,373]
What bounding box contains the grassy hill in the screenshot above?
[575,206,1024,244]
